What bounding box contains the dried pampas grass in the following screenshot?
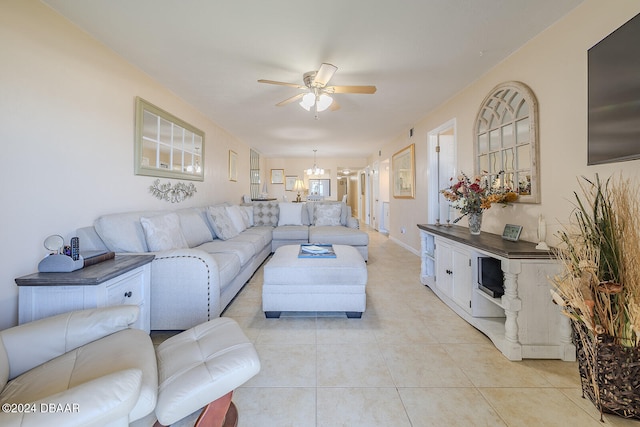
[553,174,640,347]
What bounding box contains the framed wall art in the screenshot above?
[271,169,284,184]
[392,144,415,199]
[285,175,297,191]
[228,150,238,181]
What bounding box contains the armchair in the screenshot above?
[0,305,157,427]
[0,306,260,427]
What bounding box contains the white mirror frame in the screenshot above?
[474,81,540,204]
[135,97,205,181]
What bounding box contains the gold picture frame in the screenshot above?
[392,144,415,199]
[228,150,237,181]
[285,175,297,191]
[271,169,284,184]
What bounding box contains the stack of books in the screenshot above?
[81,250,115,267]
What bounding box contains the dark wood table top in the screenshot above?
[417,224,555,260]
[15,254,155,286]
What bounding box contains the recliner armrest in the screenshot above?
[0,368,142,427]
[0,306,139,380]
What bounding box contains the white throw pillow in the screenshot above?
[314,203,342,226]
[278,202,303,226]
[241,205,254,227]
[140,213,189,251]
[207,206,239,240]
[225,205,247,233]
[177,209,213,248]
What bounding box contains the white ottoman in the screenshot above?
[262,244,367,318]
[154,317,260,427]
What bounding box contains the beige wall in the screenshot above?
[0,0,251,328]
[375,0,640,254]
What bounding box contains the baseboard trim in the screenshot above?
[389,236,420,256]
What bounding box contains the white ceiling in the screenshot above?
[43,0,583,160]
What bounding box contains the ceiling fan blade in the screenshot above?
[313,63,338,87]
[276,93,304,107]
[327,85,377,94]
[258,79,305,89]
[329,98,341,111]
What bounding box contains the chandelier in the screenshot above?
[306,150,325,176]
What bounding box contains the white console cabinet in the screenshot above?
[418,224,574,361]
[15,255,154,333]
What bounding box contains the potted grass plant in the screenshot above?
[551,174,640,420]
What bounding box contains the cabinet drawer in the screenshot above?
[106,270,144,306]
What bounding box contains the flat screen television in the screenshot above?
[588,12,640,165]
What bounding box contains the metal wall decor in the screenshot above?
[149,179,197,203]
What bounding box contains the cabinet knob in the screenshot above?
[124,291,133,298]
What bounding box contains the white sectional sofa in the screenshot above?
[77,201,367,331]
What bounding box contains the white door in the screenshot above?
[428,119,457,225]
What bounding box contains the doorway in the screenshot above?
[427,119,457,224]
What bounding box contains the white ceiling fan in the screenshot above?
[258,63,376,119]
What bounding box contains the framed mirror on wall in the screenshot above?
[134,97,205,181]
[474,81,540,203]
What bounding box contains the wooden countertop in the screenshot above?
[417,224,555,260]
[15,254,155,286]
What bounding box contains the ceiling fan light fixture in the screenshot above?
[316,94,333,112]
[301,92,315,109]
[299,100,311,111]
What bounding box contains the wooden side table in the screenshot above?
[15,254,154,333]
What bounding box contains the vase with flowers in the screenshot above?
[440,171,518,235]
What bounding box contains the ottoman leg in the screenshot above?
[195,391,236,427]
[346,312,363,319]
[153,391,236,427]
[264,311,282,318]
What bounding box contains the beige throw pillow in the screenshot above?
[140,213,189,251]
[314,203,342,226]
[207,206,239,240]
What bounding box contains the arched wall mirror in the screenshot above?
[474,81,540,203]
[135,97,205,181]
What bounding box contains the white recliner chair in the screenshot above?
[0,306,260,427]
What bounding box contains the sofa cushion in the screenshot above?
[230,232,269,254]
[314,203,342,226]
[140,213,189,252]
[196,239,255,266]
[253,201,279,227]
[207,206,239,240]
[95,211,161,253]
[272,225,309,241]
[225,205,247,234]
[309,226,369,246]
[240,205,253,227]
[278,202,303,226]
[241,226,273,248]
[176,209,214,248]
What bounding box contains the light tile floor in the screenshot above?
[160,227,639,427]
